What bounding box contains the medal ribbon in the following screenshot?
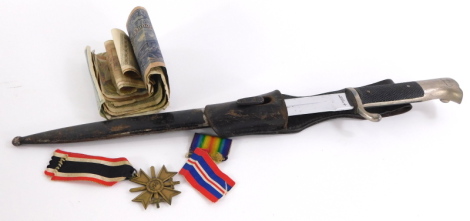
[180,148,235,202]
[188,133,232,162]
[45,149,135,186]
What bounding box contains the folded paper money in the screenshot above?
[85,6,170,119]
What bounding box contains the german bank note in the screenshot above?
[85,7,169,119]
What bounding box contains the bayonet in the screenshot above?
[12,78,462,146]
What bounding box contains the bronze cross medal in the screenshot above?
[129,166,181,209]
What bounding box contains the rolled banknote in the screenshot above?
[104,40,146,95]
[86,47,168,119]
[85,6,169,119]
[126,6,169,95]
[111,28,141,78]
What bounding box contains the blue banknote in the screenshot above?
[126,7,164,75]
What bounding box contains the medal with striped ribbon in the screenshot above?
[45,149,181,209]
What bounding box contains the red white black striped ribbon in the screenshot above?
[45,149,135,186]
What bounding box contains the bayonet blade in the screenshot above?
[285,93,354,116]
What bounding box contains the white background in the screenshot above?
[1,1,469,220]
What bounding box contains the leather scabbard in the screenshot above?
[204,79,412,137]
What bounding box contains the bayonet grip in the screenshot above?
[347,78,463,122]
[354,81,425,104]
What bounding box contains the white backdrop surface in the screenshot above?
[1,1,469,220]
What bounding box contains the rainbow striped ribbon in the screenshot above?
[188,133,232,162]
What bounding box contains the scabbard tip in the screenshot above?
[12,136,22,146]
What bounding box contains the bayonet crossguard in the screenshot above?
[12,78,463,146]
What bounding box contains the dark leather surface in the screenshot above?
[205,90,288,137]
